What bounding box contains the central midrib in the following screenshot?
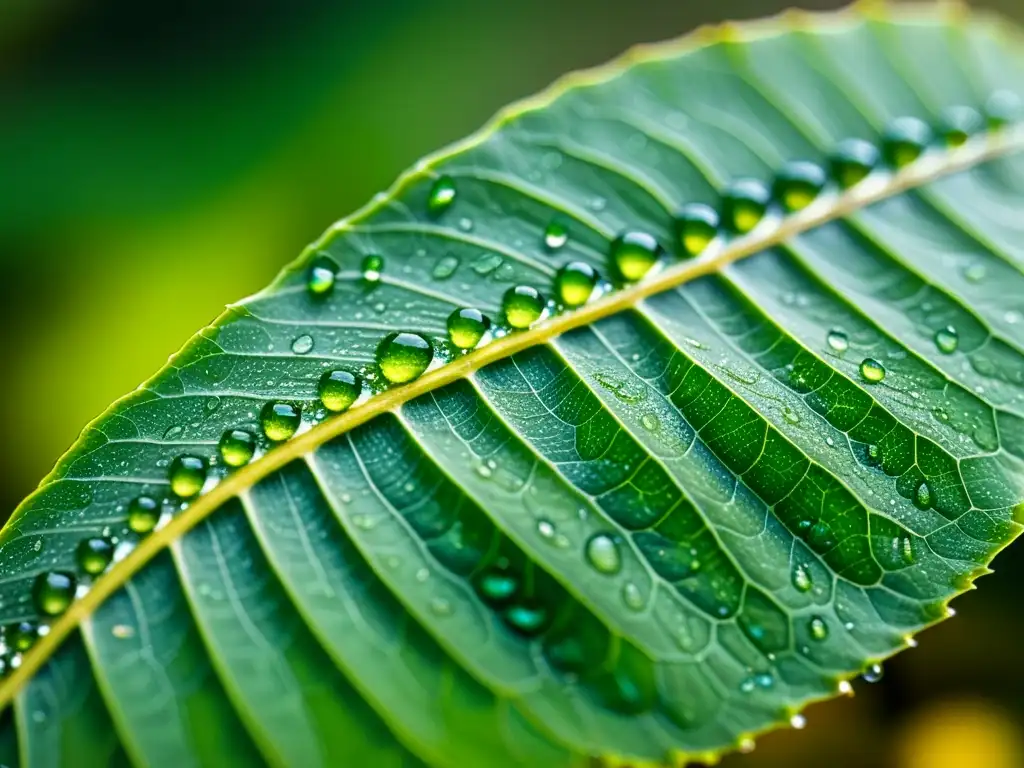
[1,124,1021,708]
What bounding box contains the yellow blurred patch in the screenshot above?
[896,699,1023,768]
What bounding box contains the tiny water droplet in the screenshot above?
[502,286,545,329]
[721,179,770,233]
[76,537,114,575]
[772,160,826,212]
[544,220,569,251]
[938,105,983,147]
[673,202,719,257]
[427,176,456,216]
[838,680,853,695]
[827,329,849,353]
[914,482,932,511]
[640,413,659,432]
[862,663,883,683]
[829,137,880,188]
[376,332,434,383]
[8,621,38,652]
[128,496,160,534]
[610,231,661,281]
[429,597,453,616]
[474,566,519,605]
[859,358,886,383]
[318,370,361,413]
[169,455,207,499]
[809,616,829,641]
[555,261,598,307]
[261,402,301,442]
[882,116,932,168]
[458,217,473,232]
[503,602,550,636]
[306,255,337,296]
[291,334,314,355]
[963,263,987,283]
[621,582,645,611]
[782,406,801,425]
[537,519,556,540]
[790,714,807,730]
[432,254,460,280]
[111,624,135,639]
[934,326,959,354]
[33,572,76,616]
[585,534,622,575]
[792,564,812,593]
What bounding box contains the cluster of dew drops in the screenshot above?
[8,93,1015,690]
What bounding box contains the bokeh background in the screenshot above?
[2,1,1023,765]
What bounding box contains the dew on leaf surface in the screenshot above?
[862,663,884,683]
[377,332,434,383]
[544,219,569,251]
[261,402,302,442]
[318,370,361,413]
[127,495,160,534]
[360,254,384,283]
[610,231,661,281]
[219,429,256,467]
[447,308,490,349]
[720,178,770,233]
[7,621,38,652]
[426,176,456,216]
[829,137,880,188]
[306,254,337,295]
[502,286,545,329]
[673,202,719,257]
[934,325,959,354]
[76,537,114,575]
[169,455,207,498]
[33,572,76,616]
[826,329,849,353]
[809,616,829,641]
[772,160,826,212]
[291,334,314,355]
[585,534,622,575]
[881,116,933,168]
[555,261,598,307]
[859,358,886,383]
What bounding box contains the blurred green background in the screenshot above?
[3,1,1023,765]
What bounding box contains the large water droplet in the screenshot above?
[862,663,884,683]
[585,533,622,575]
[673,202,719,257]
[829,138,880,188]
[377,332,434,383]
[882,116,932,168]
[772,161,826,212]
[291,334,314,355]
[219,429,256,467]
[721,179,770,233]
[128,495,160,534]
[427,176,456,216]
[318,370,361,413]
[985,90,1022,128]
[261,402,301,442]
[502,286,545,329]
[555,262,598,307]
[7,621,38,652]
[76,537,114,575]
[934,325,959,354]
[169,455,207,498]
[827,329,849,353]
[447,308,490,350]
[306,255,337,296]
[914,481,932,510]
[859,358,886,383]
[33,572,76,616]
[938,105,983,147]
[610,231,661,281]
[809,616,829,641]
[792,563,812,592]
[544,219,569,251]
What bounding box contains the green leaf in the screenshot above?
[2,3,1024,764]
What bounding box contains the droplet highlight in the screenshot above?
[306,254,337,296]
[544,220,569,251]
[427,176,456,216]
[934,325,959,354]
[827,329,849,353]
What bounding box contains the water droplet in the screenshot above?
[502,285,545,329]
[76,537,114,575]
[621,582,645,611]
[985,89,1022,128]
[827,329,849,353]
[640,413,660,432]
[33,572,76,616]
[306,254,337,295]
[721,178,770,233]
[169,455,207,499]
[432,254,460,280]
[792,563,812,593]
[772,160,826,212]
[754,672,774,689]
[938,105,983,147]
[426,175,456,216]
[829,137,880,188]
[291,334,314,355]
[934,325,959,354]
[610,231,661,281]
[318,370,361,413]
[790,714,807,730]
[443,308,488,351]
[782,406,801,425]
[503,602,550,636]
[673,202,719,257]
[862,663,884,683]
[585,534,622,575]
[838,680,853,695]
[882,116,932,168]
[866,443,881,465]
[555,261,598,307]
[376,332,434,383]
[914,481,932,510]
[963,262,987,283]
[458,217,473,232]
[537,519,556,540]
[128,496,160,534]
[216,428,255,469]
[474,566,519,605]
[739,738,756,754]
[360,254,384,283]
[859,358,886,383]
[7,621,38,652]
[429,597,453,616]
[543,220,569,251]
[111,624,135,639]
[809,616,829,641]
[261,402,301,442]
